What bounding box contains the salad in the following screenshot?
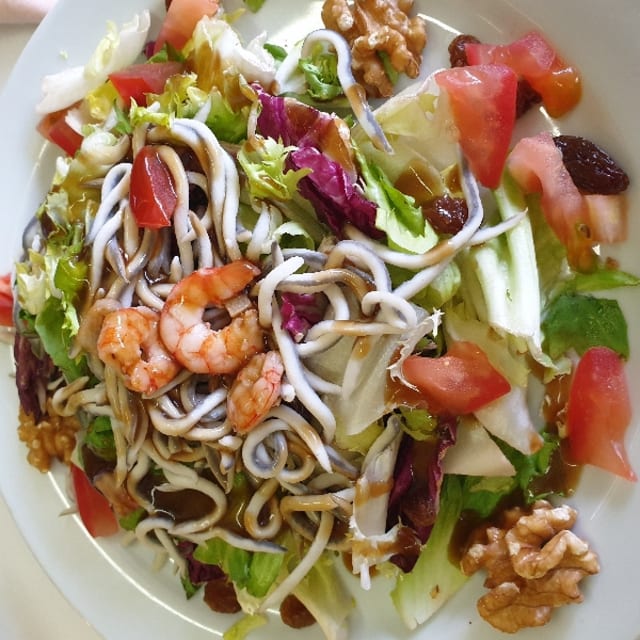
[4,0,638,638]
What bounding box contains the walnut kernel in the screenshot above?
[460,500,600,634]
[322,0,427,97]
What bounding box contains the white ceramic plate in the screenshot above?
[0,0,638,638]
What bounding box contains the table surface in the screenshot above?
[0,23,102,640]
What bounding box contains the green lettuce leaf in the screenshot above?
[396,406,438,441]
[34,297,88,381]
[356,148,438,254]
[193,537,284,598]
[119,507,146,532]
[84,415,116,462]
[263,43,287,63]
[461,432,560,518]
[298,44,343,101]
[238,136,311,201]
[542,293,629,358]
[558,267,640,295]
[222,615,268,640]
[243,0,266,12]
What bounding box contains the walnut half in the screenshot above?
[321,0,427,97]
[460,500,600,634]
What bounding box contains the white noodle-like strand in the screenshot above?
[90,206,124,292]
[268,405,332,473]
[156,144,195,275]
[257,256,305,328]
[302,29,392,153]
[86,163,131,243]
[258,511,334,614]
[148,388,228,437]
[271,305,337,442]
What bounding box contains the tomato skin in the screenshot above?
[0,273,13,327]
[36,106,83,157]
[401,341,511,416]
[507,132,595,271]
[153,0,220,54]
[130,146,178,229]
[508,132,627,271]
[465,31,581,117]
[435,64,518,189]
[583,193,627,244]
[71,464,120,537]
[109,61,184,107]
[566,347,636,481]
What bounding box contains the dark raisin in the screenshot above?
[515,79,542,118]
[448,34,480,67]
[422,195,469,235]
[203,576,241,614]
[553,135,630,195]
[280,594,316,629]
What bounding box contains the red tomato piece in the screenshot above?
[36,106,83,157]
[109,61,184,107]
[153,0,220,54]
[507,132,596,271]
[130,146,178,229]
[71,464,120,537]
[566,347,636,481]
[465,30,582,117]
[583,193,628,244]
[435,64,518,189]
[0,273,13,327]
[401,341,511,416]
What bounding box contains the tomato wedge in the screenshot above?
[507,132,626,271]
[401,341,511,416]
[109,61,184,107]
[130,145,178,229]
[153,0,220,54]
[435,64,518,189]
[0,273,13,327]
[465,30,582,117]
[566,346,636,481]
[71,464,120,537]
[36,106,83,157]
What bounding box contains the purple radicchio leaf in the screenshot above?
[387,415,457,572]
[177,541,225,586]
[280,292,326,342]
[255,87,383,238]
[255,88,357,180]
[288,146,382,239]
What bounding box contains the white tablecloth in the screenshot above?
[0,24,102,640]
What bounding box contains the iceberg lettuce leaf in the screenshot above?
[37,12,151,114]
[291,552,353,640]
[390,475,467,630]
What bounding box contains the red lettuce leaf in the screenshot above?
[288,146,382,238]
[280,291,326,342]
[255,88,382,238]
[387,416,457,571]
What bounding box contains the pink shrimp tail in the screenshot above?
[228,351,284,433]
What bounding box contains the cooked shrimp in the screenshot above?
[97,306,181,394]
[159,260,265,375]
[227,351,285,433]
[77,298,121,356]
